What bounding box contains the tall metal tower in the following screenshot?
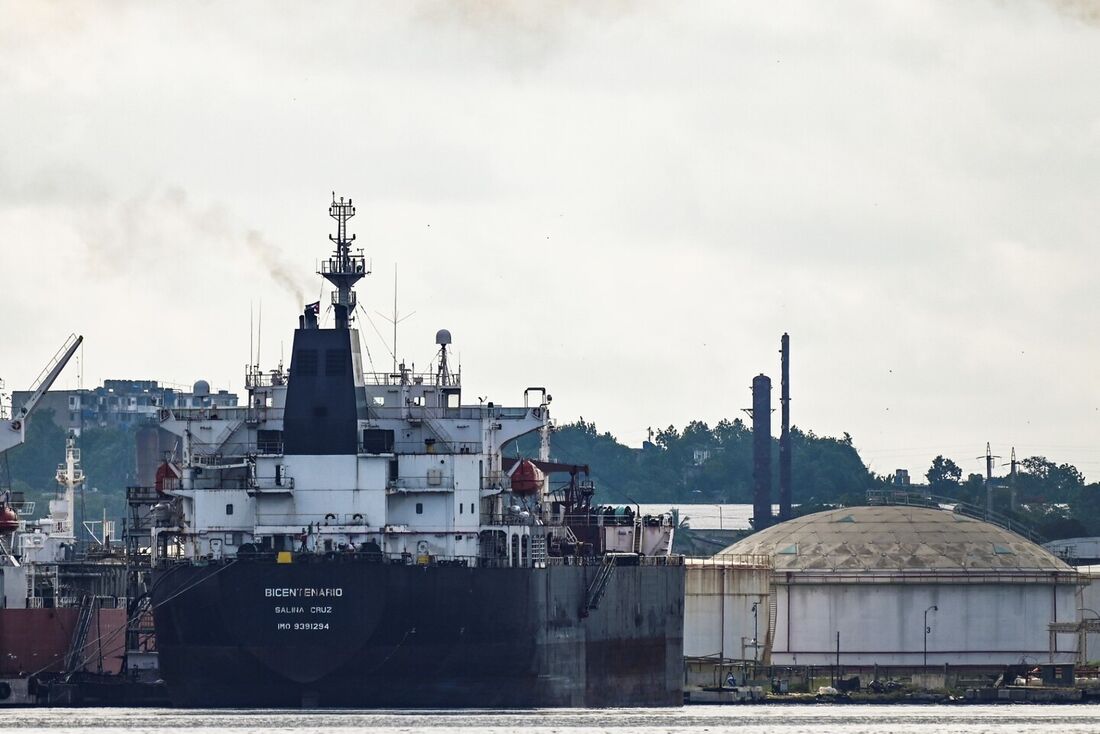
[750,374,773,531]
[320,194,369,329]
[778,333,792,522]
[978,442,1001,519]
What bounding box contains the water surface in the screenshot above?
[8,705,1100,734]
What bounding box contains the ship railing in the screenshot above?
[245,369,287,389]
[11,500,35,516]
[363,440,483,456]
[255,512,369,527]
[165,406,279,423]
[126,485,161,503]
[367,405,537,422]
[248,475,295,490]
[160,549,684,569]
[189,441,285,464]
[362,371,455,387]
[319,255,367,277]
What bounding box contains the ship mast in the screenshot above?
[53,431,83,540]
[320,194,368,329]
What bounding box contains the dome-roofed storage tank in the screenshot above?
[715,505,1080,667]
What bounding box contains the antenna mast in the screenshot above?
[320,194,369,329]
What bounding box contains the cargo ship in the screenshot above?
[0,336,144,706]
[149,196,685,708]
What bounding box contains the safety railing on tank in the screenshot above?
[685,553,773,569]
[865,489,1046,543]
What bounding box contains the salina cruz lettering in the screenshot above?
[265,587,343,598]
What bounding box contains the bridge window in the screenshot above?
[226,504,234,516]
[415,503,423,515]
[362,429,395,454]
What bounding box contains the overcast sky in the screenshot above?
[2,1,1098,481]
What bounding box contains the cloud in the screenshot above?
[0,0,1098,480]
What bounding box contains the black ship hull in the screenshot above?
[151,556,684,708]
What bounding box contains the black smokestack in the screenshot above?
[779,333,792,522]
[752,373,773,531]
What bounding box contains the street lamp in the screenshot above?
[923,605,938,670]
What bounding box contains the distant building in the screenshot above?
[13,379,237,435]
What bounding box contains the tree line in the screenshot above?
[5,410,1098,543]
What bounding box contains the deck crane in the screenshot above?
[0,334,84,456]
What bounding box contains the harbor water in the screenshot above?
[8,706,1100,734]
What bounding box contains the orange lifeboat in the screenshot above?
[510,459,545,495]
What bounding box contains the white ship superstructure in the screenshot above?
[154,196,673,567]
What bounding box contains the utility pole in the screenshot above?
[977,443,1001,519]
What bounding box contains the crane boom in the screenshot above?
[0,334,83,455]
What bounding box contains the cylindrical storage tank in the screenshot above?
[1075,565,1100,658]
[683,556,772,661]
[718,505,1080,667]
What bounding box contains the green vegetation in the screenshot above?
[511,419,878,508]
[922,452,1100,540]
[1,410,133,534]
[513,421,1100,541]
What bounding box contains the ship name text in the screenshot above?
[265,587,344,598]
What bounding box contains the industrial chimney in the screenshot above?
[751,374,773,531]
[778,333,792,522]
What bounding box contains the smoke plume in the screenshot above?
[245,230,307,305]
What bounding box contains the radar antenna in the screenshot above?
[320,194,369,329]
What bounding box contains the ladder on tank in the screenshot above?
[761,590,778,663]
